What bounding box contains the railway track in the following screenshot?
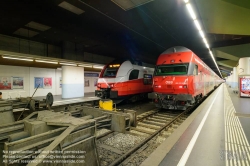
[95,108,191,166]
[95,85,219,166]
[52,86,219,166]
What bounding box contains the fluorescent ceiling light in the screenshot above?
[203,38,209,48]
[183,2,222,77]
[209,51,213,56]
[2,56,33,61]
[93,65,104,69]
[59,62,77,66]
[203,38,208,45]
[186,3,196,20]
[194,20,201,31]
[198,30,205,38]
[13,28,39,37]
[205,43,209,49]
[35,60,58,64]
[26,21,51,31]
[58,1,84,15]
[78,64,93,68]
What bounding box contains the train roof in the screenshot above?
[109,58,154,68]
[161,46,192,55]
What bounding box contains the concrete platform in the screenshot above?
[141,83,250,166]
[34,92,100,107]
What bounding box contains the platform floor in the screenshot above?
[141,83,250,166]
[34,92,100,106]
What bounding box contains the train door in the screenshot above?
[193,64,199,94]
[203,74,206,96]
[199,70,203,96]
[128,69,140,94]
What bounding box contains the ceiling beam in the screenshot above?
[217,60,237,68]
[211,37,250,48]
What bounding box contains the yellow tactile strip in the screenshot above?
[224,84,250,165]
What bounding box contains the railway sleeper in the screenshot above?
[131,127,155,135]
[137,122,161,130]
[148,117,169,123]
[142,120,165,126]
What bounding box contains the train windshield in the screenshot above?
[102,65,120,77]
[155,63,188,76]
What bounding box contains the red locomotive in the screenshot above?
[148,46,222,110]
[95,59,154,102]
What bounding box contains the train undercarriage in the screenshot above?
[95,88,149,104]
[148,93,203,110]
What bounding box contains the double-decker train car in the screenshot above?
[95,59,154,102]
[148,46,223,110]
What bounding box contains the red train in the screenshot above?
[95,59,154,102]
[148,46,222,110]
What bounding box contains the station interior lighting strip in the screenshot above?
[59,62,77,66]
[1,54,104,69]
[78,64,93,68]
[93,65,105,69]
[2,56,33,61]
[183,0,222,77]
[35,59,58,64]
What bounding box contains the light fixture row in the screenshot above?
[2,55,104,69]
[183,0,222,77]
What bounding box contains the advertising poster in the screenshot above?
[44,77,52,89]
[0,77,12,90]
[240,77,250,97]
[34,77,43,89]
[12,77,24,89]
[85,79,90,87]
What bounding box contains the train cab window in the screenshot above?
[155,63,188,76]
[193,65,198,75]
[103,68,118,77]
[129,70,139,80]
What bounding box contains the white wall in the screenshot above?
[84,76,98,93]
[55,69,62,95]
[0,65,99,99]
[0,65,30,99]
[29,67,56,97]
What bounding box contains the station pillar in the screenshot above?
[62,66,84,98]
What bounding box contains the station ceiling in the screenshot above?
[0,0,249,77]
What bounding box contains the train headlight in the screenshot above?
[97,84,101,88]
[179,85,187,88]
[110,84,114,88]
[154,85,161,88]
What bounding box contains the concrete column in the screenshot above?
[239,57,250,75]
[62,66,84,98]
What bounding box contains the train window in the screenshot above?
[129,70,139,80]
[143,74,153,85]
[103,68,118,77]
[193,65,198,75]
[155,63,188,76]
